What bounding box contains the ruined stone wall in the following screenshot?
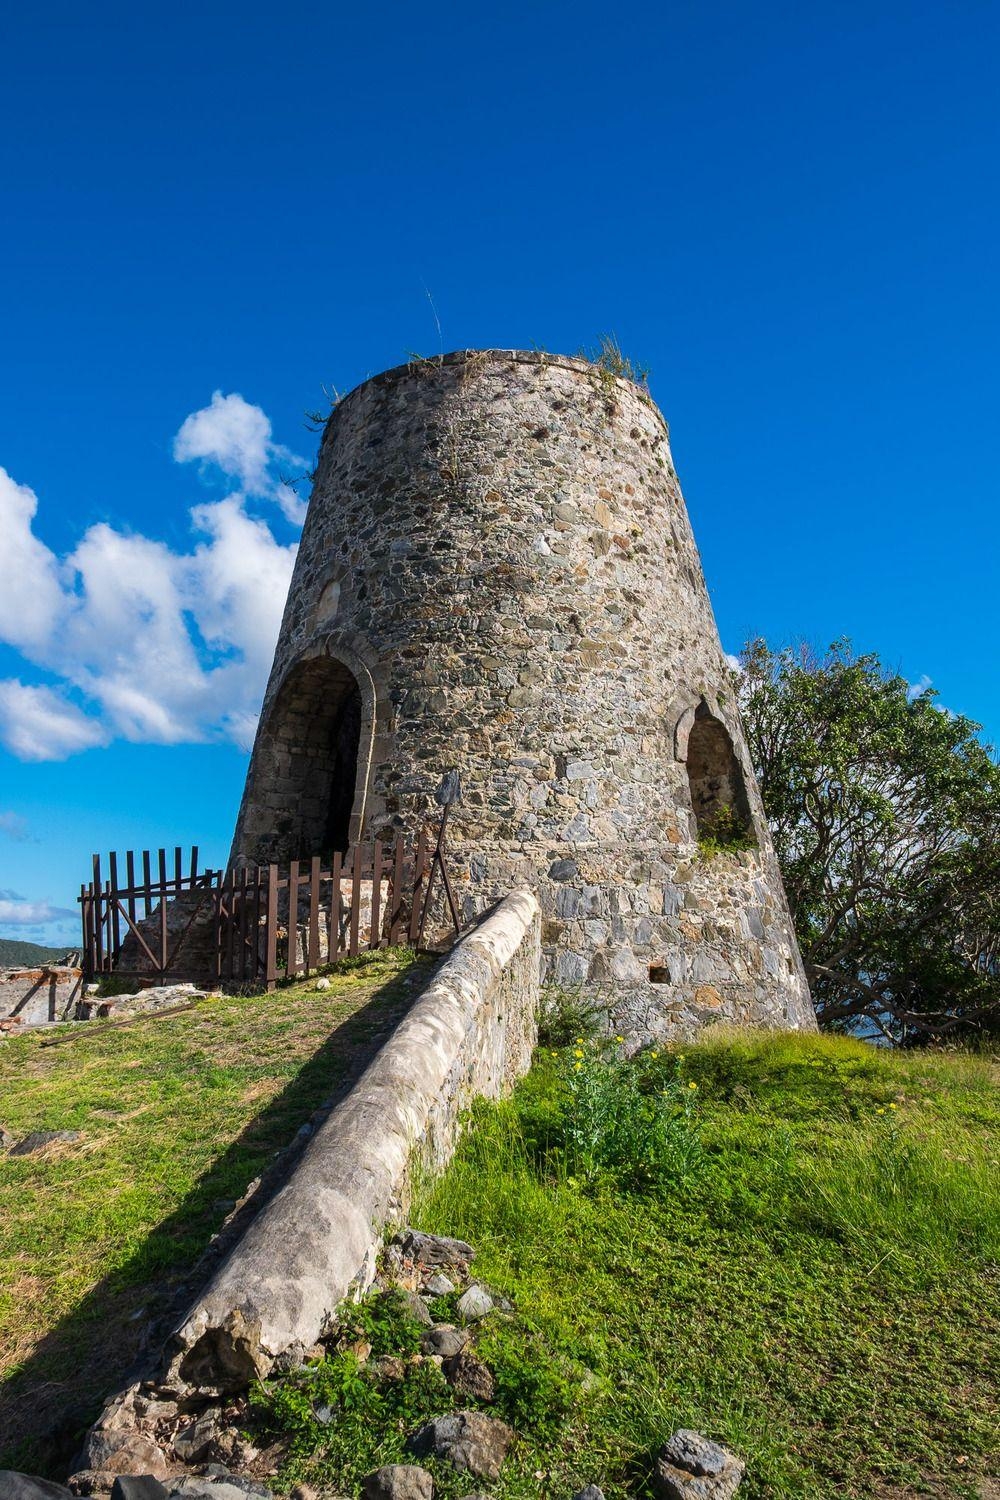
[0,965,82,1029]
[233,350,815,1041]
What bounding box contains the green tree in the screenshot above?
[737,639,1000,1044]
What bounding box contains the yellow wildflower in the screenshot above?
[876,1108,885,1115]
[650,1050,659,1059]
[615,1035,625,1043]
[574,1048,584,1059]
[688,1081,697,1090]
[889,1103,898,1110]
[574,1061,582,1071]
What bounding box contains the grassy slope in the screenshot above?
[409,1032,999,1500]
[0,950,425,1474]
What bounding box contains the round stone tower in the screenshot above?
[232,350,815,1039]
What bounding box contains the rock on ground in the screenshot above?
[409,1410,514,1480]
[421,1323,469,1358]
[111,1482,168,1500]
[653,1430,745,1500]
[455,1285,493,1322]
[0,1476,75,1500]
[394,1230,475,1268]
[360,1466,434,1500]
[110,1476,167,1500]
[7,1130,81,1156]
[572,1488,606,1500]
[443,1348,496,1402]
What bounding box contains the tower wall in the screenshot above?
[233,350,815,1041]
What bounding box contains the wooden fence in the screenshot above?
[79,826,461,990]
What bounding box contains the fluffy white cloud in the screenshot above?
[0,681,110,761]
[0,468,68,652]
[0,890,75,927]
[0,394,301,762]
[907,674,933,701]
[173,391,307,523]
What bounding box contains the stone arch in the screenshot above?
[241,644,378,864]
[684,701,756,846]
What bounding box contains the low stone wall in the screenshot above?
[164,887,541,1393]
[0,965,83,1030]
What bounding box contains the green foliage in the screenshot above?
[94,972,147,998]
[476,1320,583,1440]
[0,938,70,966]
[249,1347,455,1486]
[537,982,608,1047]
[695,803,757,857]
[413,1032,1000,1499]
[737,637,1000,1043]
[337,1288,426,1357]
[552,1041,704,1190]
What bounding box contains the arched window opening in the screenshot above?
[255,656,366,863]
[685,704,756,849]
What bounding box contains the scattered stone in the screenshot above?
[396,1289,433,1326]
[167,1482,272,1500]
[172,1413,218,1462]
[361,1466,433,1500]
[395,1230,475,1268]
[409,1410,515,1480]
[0,1476,75,1500]
[443,1348,496,1402]
[653,1430,745,1500]
[375,1355,407,1380]
[315,977,332,991]
[572,1488,605,1500]
[424,1272,455,1296]
[455,1285,493,1322]
[8,1130,81,1156]
[0,1127,14,1151]
[110,1482,168,1500]
[421,1323,469,1359]
[82,1429,170,1478]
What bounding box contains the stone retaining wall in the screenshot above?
[0,965,82,1030]
[163,887,541,1394]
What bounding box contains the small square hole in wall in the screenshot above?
[649,964,670,984]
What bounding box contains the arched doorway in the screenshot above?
[248,655,368,863]
[685,703,755,847]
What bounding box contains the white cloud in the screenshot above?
[0,393,302,761]
[173,390,307,523]
[0,468,68,652]
[0,811,29,841]
[725,652,744,675]
[0,681,110,761]
[907,674,933,701]
[0,892,74,927]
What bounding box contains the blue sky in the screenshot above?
[1,0,997,947]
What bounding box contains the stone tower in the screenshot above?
[232,350,815,1039]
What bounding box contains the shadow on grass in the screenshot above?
[0,965,429,1478]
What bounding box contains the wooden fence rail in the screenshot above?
[79,826,460,990]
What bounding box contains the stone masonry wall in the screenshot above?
[233,350,815,1041]
[0,965,82,1029]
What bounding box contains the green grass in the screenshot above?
[0,948,426,1474]
[403,1032,998,1500]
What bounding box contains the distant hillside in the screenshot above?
[0,937,72,967]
